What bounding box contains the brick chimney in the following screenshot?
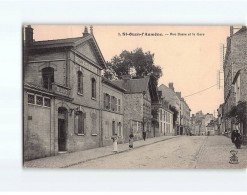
[25,25,33,46]
[168,82,174,91]
[176,92,181,99]
[230,26,234,36]
[83,26,90,37]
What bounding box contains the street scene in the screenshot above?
[23,25,247,169]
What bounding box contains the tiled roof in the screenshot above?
[111,76,150,93]
[33,37,82,46]
[102,77,127,92]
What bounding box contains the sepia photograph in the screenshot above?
[22,25,247,169]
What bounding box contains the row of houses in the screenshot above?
[159,83,191,136]
[23,25,191,161]
[217,26,247,145]
[190,111,217,136]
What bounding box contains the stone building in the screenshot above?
[176,93,191,135]
[190,111,215,136]
[101,77,126,146]
[222,26,247,144]
[158,83,181,135]
[23,25,107,161]
[152,91,174,136]
[217,104,225,135]
[206,120,218,136]
[112,76,158,142]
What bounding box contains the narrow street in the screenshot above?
[70,136,247,169]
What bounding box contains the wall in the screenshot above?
[123,93,144,142]
[23,91,54,160]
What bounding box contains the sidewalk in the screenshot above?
[24,135,177,168]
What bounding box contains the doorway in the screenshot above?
[58,107,67,152]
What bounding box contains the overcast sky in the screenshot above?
[31,25,230,115]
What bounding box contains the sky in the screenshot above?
[30,25,230,115]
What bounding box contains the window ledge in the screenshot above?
[77,133,85,136]
[91,97,97,101]
[91,134,97,136]
[77,92,84,96]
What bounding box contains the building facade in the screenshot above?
[222,26,247,144]
[190,111,215,136]
[24,26,108,161]
[101,77,126,146]
[158,83,181,135]
[112,76,158,141]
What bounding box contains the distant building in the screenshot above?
[159,83,191,135]
[206,120,218,136]
[217,104,224,135]
[158,83,180,135]
[190,111,215,136]
[152,92,174,136]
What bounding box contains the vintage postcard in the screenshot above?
[23,25,247,169]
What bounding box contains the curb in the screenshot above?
[62,136,178,168]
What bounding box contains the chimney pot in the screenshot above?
[168,82,174,91]
[25,25,34,46]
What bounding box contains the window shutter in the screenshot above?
[83,112,86,119]
[114,97,117,111]
[104,93,106,109]
[110,96,112,110]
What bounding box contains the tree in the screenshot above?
[104,48,163,82]
[169,105,178,127]
[227,101,247,124]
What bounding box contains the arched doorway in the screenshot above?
[58,107,67,152]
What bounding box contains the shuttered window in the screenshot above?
[75,111,86,135]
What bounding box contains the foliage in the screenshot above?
[226,101,247,123]
[104,48,163,83]
[169,105,178,126]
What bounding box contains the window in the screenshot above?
[118,99,121,112]
[160,110,162,120]
[77,71,83,94]
[28,94,35,104]
[42,67,54,90]
[75,111,86,135]
[160,122,162,132]
[44,97,51,107]
[91,78,96,99]
[36,96,43,106]
[104,93,111,110]
[105,121,110,138]
[118,122,122,137]
[111,96,117,111]
[112,121,116,135]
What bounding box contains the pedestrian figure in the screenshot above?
[231,130,237,143]
[129,133,134,149]
[142,131,146,141]
[234,131,242,149]
[111,133,118,153]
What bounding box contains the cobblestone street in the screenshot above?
[70,136,247,169]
